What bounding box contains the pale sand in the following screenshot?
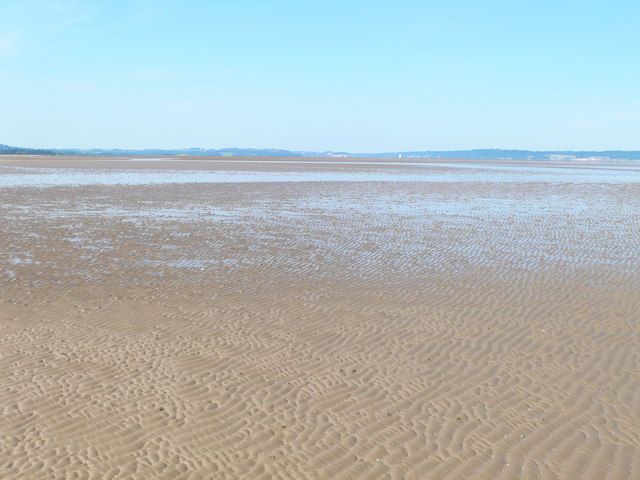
[1,157,639,479]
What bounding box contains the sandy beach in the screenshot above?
[1,156,639,479]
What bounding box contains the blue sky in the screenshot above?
[1,0,639,151]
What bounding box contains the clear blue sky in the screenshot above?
[1,0,639,151]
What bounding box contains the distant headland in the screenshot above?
[2,143,639,161]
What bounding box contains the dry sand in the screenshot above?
[1,157,639,479]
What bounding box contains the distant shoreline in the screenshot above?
[2,144,640,162]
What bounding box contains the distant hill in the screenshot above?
[53,147,305,157]
[0,143,56,155]
[2,143,640,161]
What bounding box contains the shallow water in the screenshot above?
[1,162,638,187]
[128,158,175,161]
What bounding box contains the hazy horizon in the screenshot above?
[6,142,640,155]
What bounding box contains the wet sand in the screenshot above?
[1,156,639,479]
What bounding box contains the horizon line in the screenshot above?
[3,143,640,154]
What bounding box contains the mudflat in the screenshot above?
[1,156,639,479]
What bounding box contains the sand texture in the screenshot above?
[1,157,639,479]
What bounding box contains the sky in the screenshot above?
[1,0,639,152]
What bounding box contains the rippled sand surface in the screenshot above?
[1,157,639,479]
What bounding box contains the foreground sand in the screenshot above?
[1,157,639,479]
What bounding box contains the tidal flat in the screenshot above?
[1,156,639,479]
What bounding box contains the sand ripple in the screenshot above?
[1,159,639,479]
